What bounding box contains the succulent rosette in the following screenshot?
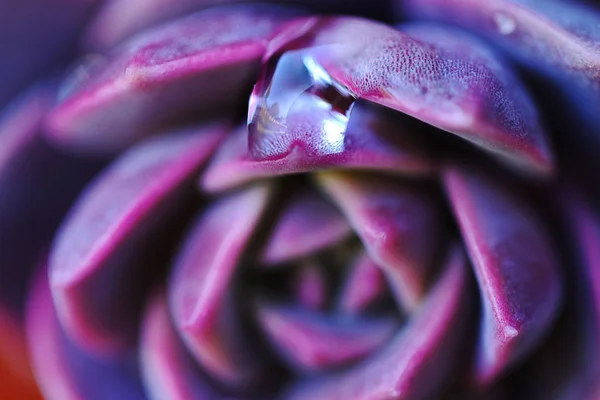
[2,0,600,399]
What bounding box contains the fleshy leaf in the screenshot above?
[444,166,562,385]
[201,103,434,193]
[316,171,443,311]
[45,6,294,154]
[49,125,226,354]
[27,267,145,400]
[256,303,398,371]
[283,245,471,400]
[169,185,272,386]
[257,17,553,175]
[140,291,224,400]
[399,0,600,87]
[261,190,352,266]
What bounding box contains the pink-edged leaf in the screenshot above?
[49,125,226,354]
[316,171,443,311]
[27,266,145,400]
[294,262,328,311]
[444,166,562,385]
[202,103,434,193]
[256,302,398,372]
[259,17,553,175]
[140,291,224,400]
[261,190,352,266]
[400,0,600,87]
[0,0,98,108]
[0,87,99,315]
[283,245,471,400]
[337,251,387,314]
[169,185,272,386]
[45,5,295,154]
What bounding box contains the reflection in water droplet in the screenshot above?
[493,11,517,35]
[248,46,356,161]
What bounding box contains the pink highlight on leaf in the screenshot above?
[337,252,387,314]
[316,171,443,311]
[444,166,562,385]
[46,6,294,154]
[49,125,226,354]
[201,103,434,193]
[256,302,398,372]
[169,185,272,386]
[261,190,352,266]
[283,245,471,400]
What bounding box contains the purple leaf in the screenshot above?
[261,190,352,266]
[293,262,328,311]
[316,171,443,311]
[444,165,562,385]
[400,0,600,87]
[169,185,272,387]
[336,252,387,314]
[256,302,399,371]
[256,17,553,175]
[509,193,600,399]
[140,291,223,400]
[283,245,471,400]
[49,125,226,354]
[45,6,294,154]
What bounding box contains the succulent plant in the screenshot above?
[2,1,600,399]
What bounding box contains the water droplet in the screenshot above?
[503,325,519,338]
[248,45,356,161]
[493,11,517,35]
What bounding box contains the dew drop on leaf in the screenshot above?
[248,45,357,161]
